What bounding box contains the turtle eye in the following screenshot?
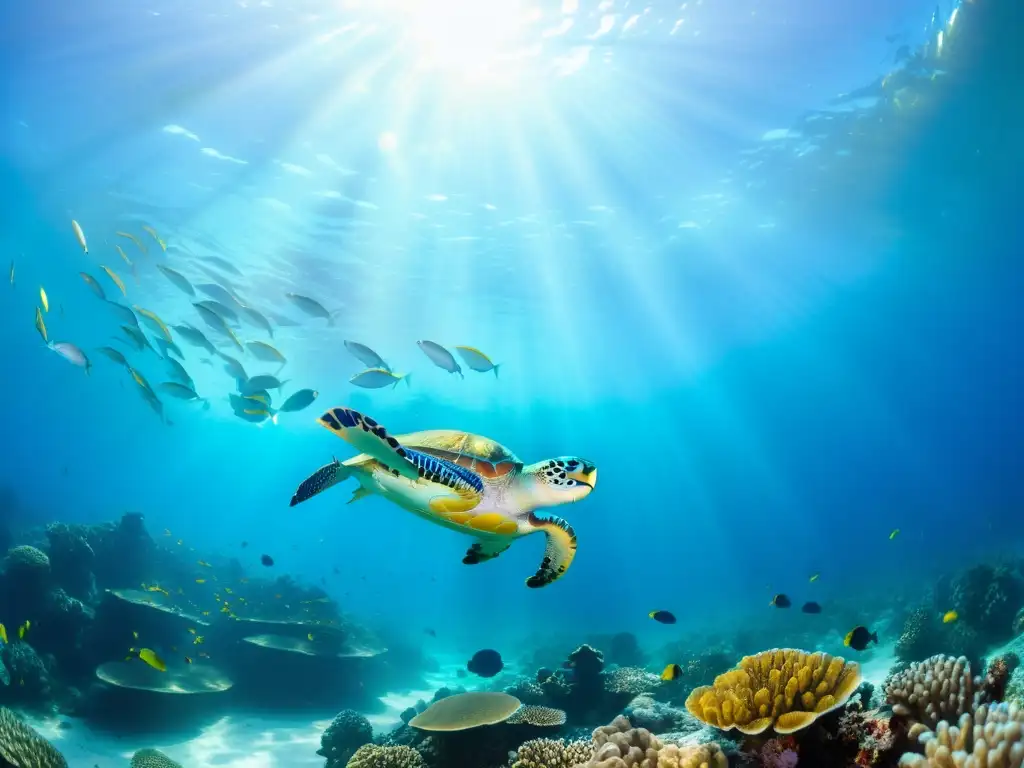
[565,479,576,486]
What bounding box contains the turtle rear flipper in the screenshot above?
[462,539,512,565]
[290,459,351,507]
[525,513,577,588]
[318,407,420,480]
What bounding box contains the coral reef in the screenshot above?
[950,565,1024,644]
[346,744,425,768]
[1,642,53,708]
[837,707,901,767]
[896,608,944,664]
[899,702,1024,767]
[0,707,67,767]
[577,714,662,767]
[623,696,693,734]
[655,743,728,768]
[884,655,977,727]
[686,649,862,735]
[45,523,97,602]
[410,692,522,731]
[319,710,375,768]
[506,706,569,727]
[606,634,646,669]
[511,738,593,768]
[130,748,183,767]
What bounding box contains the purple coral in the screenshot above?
[760,739,799,768]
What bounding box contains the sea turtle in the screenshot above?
[289,406,597,588]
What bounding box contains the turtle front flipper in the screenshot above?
[290,459,351,507]
[317,407,420,481]
[524,512,578,588]
[462,539,512,565]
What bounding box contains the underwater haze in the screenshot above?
[1,0,1024,762]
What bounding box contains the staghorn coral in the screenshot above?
[898,701,1024,767]
[0,707,68,768]
[685,648,862,735]
[885,655,978,728]
[512,738,593,768]
[346,744,424,768]
[130,748,182,768]
[318,710,375,768]
[655,742,728,768]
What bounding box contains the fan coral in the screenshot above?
[345,744,424,768]
[685,649,862,735]
[130,748,183,767]
[318,710,374,767]
[512,738,593,768]
[898,701,1024,767]
[884,655,977,727]
[0,707,68,768]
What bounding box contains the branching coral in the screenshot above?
[512,738,593,768]
[685,649,862,735]
[885,655,978,727]
[345,744,425,768]
[130,748,183,768]
[898,702,1024,767]
[0,707,68,768]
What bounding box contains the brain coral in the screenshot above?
[885,655,977,728]
[130,748,182,768]
[898,702,1024,767]
[0,707,68,768]
[3,546,50,575]
[512,738,593,768]
[345,744,424,768]
[685,648,862,735]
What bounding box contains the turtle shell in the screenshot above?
[396,430,522,479]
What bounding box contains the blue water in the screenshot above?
[1,0,1021,667]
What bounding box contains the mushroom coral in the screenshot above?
[899,701,1024,767]
[685,648,862,735]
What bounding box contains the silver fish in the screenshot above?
[96,346,129,367]
[278,388,318,412]
[158,382,209,409]
[166,358,195,389]
[350,368,410,389]
[155,337,186,361]
[196,283,243,311]
[48,342,91,374]
[417,340,463,378]
[156,265,196,297]
[118,325,155,353]
[285,293,335,324]
[195,299,239,325]
[104,300,141,328]
[197,255,243,277]
[240,375,287,396]
[344,341,389,371]
[455,346,500,377]
[218,352,248,385]
[240,306,274,338]
[79,272,107,300]
[171,324,216,355]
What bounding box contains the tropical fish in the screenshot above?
[455,346,500,377]
[117,231,147,254]
[0,624,6,644]
[417,340,463,378]
[104,300,141,329]
[285,293,335,324]
[246,341,286,367]
[155,338,186,361]
[157,265,195,296]
[79,272,106,299]
[142,225,166,251]
[649,611,676,624]
[194,304,243,352]
[193,635,205,645]
[197,255,243,276]
[132,631,139,640]
[195,298,239,324]
[34,307,48,343]
[128,366,156,397]
[39,287,49,313]
[159,382,209,409]
[801,602,822,614]
[96,346,129,368]
[219,352,249,385]
[307,633,314,641]
[101,266,127,297]
[660,663,682,681]
[349,368,411,389]
[165,357,194,388]
[137,648,166,672]
[261,554,274,566]
[343,341,389,371]
[18,621,30,639]
[118,325,153,353]
[134,306,172,341]
[172,324,217,355]
[809,573,820,583]
[239,306,274,338]
[240,375,287,395]
[889,529,900,540]
[770,594,791,608]
[48,341,90,374]
[72,220,88,253]
[466,649,503,677]
[843,626,878,651]
[942,610,958,624]
[278,389,318,413]
[116,244,132,266]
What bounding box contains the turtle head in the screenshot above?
[524,457,597,507]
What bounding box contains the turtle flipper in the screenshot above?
[317,407,420,481]
[290,459,352,507]
[525,513,577,588]
[462,539,512,565]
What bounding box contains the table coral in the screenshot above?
[898,702,1024,767]
[685,649,862,735]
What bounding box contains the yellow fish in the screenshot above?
[195,579,206,584]
[224,587,232,594]
[117,231,147,254]
[34,307,47,343]
[220,604,230,614]
[18,621,29,639]
[660,663,682,681]
[197,560,212,568]
[163,529,171,536]
[943,610,958,624]
[307,633,314,641]
[193,636,205,645]
[184,656,193,664]
[188,628,197,635]
[889,528,900,540]
[201,611,210,616]
[142,225,167,252]
[101,266,126,296]
[0,624,7,644]
[138,648,166,672]
[132,631,139,640]
[809,574,820,583]
[72,219,88,253]
[39,286,49,312]
[116,244,132,266]
[133,306,172,341]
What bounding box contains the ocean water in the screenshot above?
[1,0,1023,764]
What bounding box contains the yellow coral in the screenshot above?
[685,648,862,735]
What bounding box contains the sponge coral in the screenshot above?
[885,655,977,728]
[685,648,862,735]
[898,702,1024,767]
[0,707,68,768]
[512,738,593,768]
[345,744,424,768]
